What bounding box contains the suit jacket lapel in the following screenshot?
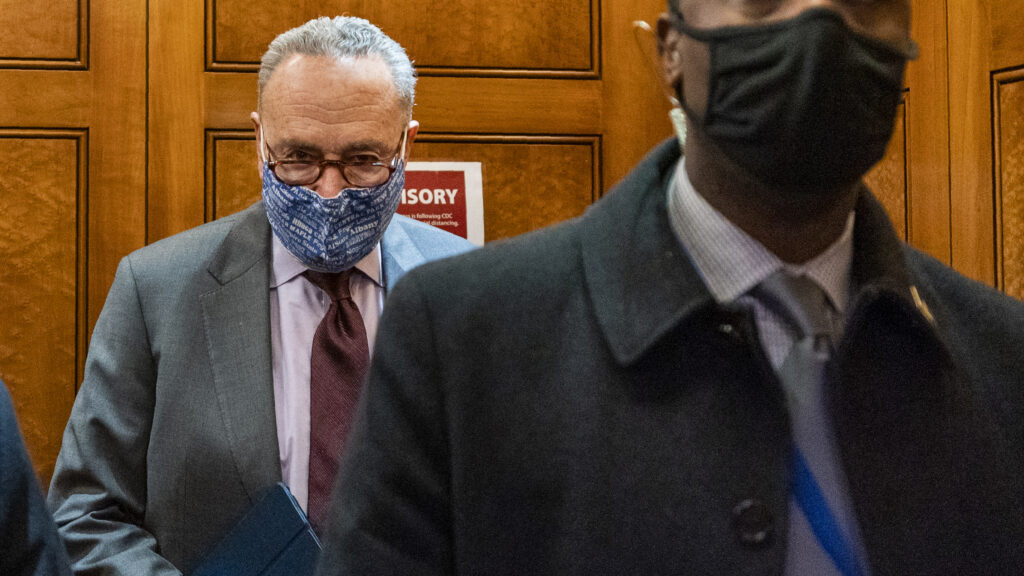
[199,203,281,501]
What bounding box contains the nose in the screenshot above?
[311,164,348,199]
[794,0,912,50]
[776,0,845,22]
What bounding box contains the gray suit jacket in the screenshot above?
[47,203,473,575]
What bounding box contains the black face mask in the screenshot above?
[670,7,918,188]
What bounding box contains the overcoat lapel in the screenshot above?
[580,140,716,366]
[835,193,1024,573]
[199,204,281,501]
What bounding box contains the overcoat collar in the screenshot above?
[580,140,717,366]
[581,139,941,367]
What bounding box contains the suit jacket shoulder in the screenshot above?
[125,203,269,289]
[904,246,1024,451]
[381,214,474,289]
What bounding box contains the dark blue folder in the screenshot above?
[191,483,321,576]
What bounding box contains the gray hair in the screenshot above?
[258,16,416,117]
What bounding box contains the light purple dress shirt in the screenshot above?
[268,234,384,512]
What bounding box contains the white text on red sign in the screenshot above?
[401,188,459,205]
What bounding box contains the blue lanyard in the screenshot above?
[792,450,867,576]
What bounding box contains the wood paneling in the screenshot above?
[948,0,1024,289]
[948,0,996,284]
[208,0,597,77]
[414,77,603,135]
[206,131,260,220]
[992,2,1024,71]
[865,102,909,242]
[0,132,86,483]
[996,72,1024,298]
[149,0,207,241]
[0,72,92,125]
[905,0,951,264]
[0,0,146,486]
[0,0,86,68]
[413,136,600,241]
[88,0,148,321]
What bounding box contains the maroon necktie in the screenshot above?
[303,269,370,534]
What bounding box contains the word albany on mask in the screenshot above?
[670,7,918,188]
[261,161,406,273]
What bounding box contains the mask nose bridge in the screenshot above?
[311,165,350,199]
[784,1,916,56]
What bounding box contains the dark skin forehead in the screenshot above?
[672,0,911,48]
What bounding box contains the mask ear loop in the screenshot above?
[258,125,268,164]
[632,19,686,149]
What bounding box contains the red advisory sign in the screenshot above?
[399,162,484,245]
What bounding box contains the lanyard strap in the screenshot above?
[792,449,866,576]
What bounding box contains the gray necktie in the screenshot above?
[757,272,868,576]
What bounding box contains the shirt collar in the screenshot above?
[667,159,854,314]
[270,233,382,288]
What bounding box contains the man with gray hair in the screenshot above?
[47,16,471,575]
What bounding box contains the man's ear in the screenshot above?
[251,111,264,182]
[656,15,684,94]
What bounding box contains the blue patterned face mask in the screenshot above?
[260,155,406,273]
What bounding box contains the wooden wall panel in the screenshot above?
[209,0,597,76]
[905,0,951,264]
[0,132,86,482]
[88,0,148,323]
[991,2,1024,71]
[206,131,260,220]
[996,73,1024,298]
[948,0,1024,290]
[0,0,86,68]
[0,0,146,486]
[414,77,603,135]
[201,73,604,134]
[149,0,206,242]
[948,0,996,284]
[864,103,909,242]
[413,136,599,241]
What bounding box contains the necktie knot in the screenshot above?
[304,269,353,301]
[758,271,867,576]
[757,271,836,346]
